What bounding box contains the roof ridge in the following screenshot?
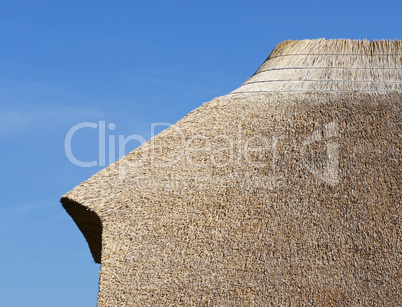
[235,39,402,93]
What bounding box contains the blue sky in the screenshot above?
[0,0,400,306]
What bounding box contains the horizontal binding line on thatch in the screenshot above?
[266,53,402,60]
[230,89,402,94]
[244,80,402,85]
[254,67,402,76]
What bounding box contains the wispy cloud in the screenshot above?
[0,200,64,235]
[0,78,106,138]
[0,104,102,138]
[13,201,57,215]
[0,80,65,96]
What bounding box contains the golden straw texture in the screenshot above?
[234,39,401,93]
[61,39,401,306]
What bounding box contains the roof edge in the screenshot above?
[60,197,102,264]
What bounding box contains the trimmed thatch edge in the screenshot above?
[60,197,102,264]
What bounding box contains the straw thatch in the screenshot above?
[61,39,401,306]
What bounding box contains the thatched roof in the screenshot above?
[61,39,401,306]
